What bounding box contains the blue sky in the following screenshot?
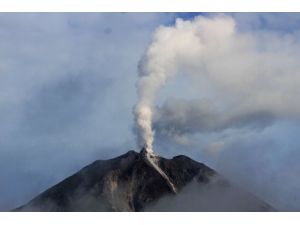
[0,13,300,211]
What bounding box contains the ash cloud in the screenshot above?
[153,98,276,137]
[137,15,300,145]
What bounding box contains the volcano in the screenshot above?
[15,149,274,212]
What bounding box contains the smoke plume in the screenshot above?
[134,14,300,149]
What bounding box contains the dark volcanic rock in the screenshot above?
[15,150,274,212]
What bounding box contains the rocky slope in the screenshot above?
[15,149,274,211]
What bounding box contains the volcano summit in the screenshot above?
[15,149,274,212]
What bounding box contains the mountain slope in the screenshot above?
[15,150,274,212]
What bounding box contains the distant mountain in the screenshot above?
[15,149,274,211]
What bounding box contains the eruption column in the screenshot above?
[134,15,236,194]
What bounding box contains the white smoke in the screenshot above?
[134,14,300,150]
[134,15,238,152]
